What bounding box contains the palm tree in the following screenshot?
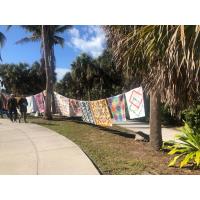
[71,53,98,100]
[15,25,72,119]
[104,25,200,150]
[41,26,53,119]
[0,31,6,61]
[56,50,123,100]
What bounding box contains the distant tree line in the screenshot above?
[55,49,133,100]
[0,61,46,95]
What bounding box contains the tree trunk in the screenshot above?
[42,25,53,120]
[150,90,162,150]
[51,91,56,114]
[50,47,56,114]
[87,89,90,100]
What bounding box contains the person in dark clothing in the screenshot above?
[18,95,28,123]
[7,94,18,122]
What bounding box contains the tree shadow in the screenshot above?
[72,120,135,139]
[32,121,58,127]
[135,131,150,142]
[53,116,82,122]
[54,117,151,140]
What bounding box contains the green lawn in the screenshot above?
[29,117,200,175]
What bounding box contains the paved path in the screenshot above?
[0,119,99,175]
[115,121,181,141]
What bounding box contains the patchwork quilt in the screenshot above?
[54,92,70,116]
[80,101,95,123]
[125,87,145,119]
[90,99,112,126]
[69,99,82,117]
[107,94,126,122]
[26,96,38,113]
[34,92,45,113]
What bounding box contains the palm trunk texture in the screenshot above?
[42,25,53,120]
[150,90,162,150]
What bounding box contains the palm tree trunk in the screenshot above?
[150,90,162,150]
[42,25,53,120]
[87,89,90,100]
[51,91,56,114]
[50,47,56,114]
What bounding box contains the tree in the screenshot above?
[41,26,53,119]
[0,62,46,95]
[0,31,6,61]
[15,25,72,118]
[70,53,98,100]
[56,51,123,100]
[96,49,123,97]
[104,25,200,150]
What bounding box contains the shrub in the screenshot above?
[164,122,200,168]
[182,105,200,131]
[160,105,179,125]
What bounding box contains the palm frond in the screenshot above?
[55,25,72,33]
[21,25,41,34]
[54,36,65,47]
[0,32,6,48]
[104,25,200,115]
[16,35,40,44]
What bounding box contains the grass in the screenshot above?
[29,116,200,175]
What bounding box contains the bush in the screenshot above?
[164,122,200,168]
[160,105,179,125]
[182,105,200,131]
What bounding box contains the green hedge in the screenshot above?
[182,105,200,131]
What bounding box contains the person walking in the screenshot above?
[7,94,18,122]
[18,95,28,123]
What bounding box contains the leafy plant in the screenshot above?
[164,122,200,168]
[182,105,200,132]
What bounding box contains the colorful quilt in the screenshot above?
[107,94,126,122]
[90,99,112,127]
[34,92,45,113]
[69,99,82,117]
[26,96,38,113]
[1,93,9,110]
[79,101,94,124]
[125,87,145,119]
[54,92,70,116]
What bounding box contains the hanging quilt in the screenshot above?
[90,99,112,127]
[107,94,126,122]
[1,93,9,110]
[26,96,38,113]
[69,99,82,117]
[34,92,45,113]
[54,92,70,116]
[79,101,94,124]
[125,86,145,119]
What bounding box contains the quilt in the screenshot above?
[54,92,70,116]
[34,92,45,113]
[90,99,112,126]
[79,101,94,124]
[107,94,126,122]
[125,87,145,119]
[69,99,82,117]
[26,96,38,113]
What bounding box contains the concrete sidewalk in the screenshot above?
[0,119,99,175]
[115,121,181,141]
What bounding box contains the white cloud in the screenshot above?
[56,67,70,81]
[67,26,106,58]
[68,27,80,38]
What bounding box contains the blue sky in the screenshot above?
[0,25,106,80]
